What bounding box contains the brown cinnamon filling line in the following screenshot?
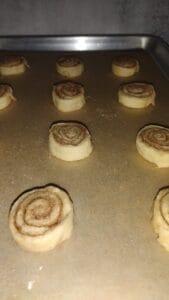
[14,191,63,236]
[0,56,24,67]
[0,85,9,97]
[54,82,82,99]
[160,191,169,226]
[57,56,81,67]
[113,56,137,68]
[122,83,153,98]
[140,127,169,151]
[52,123,87,146]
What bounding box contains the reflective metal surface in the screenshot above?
[0,35,159,51]
[1,35,169,79]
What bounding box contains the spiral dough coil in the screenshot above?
[9,185,73,252]
[136,125,169,167]
[152,187,169,252]
[112,56,139,77]
[118,82,155,109]
[56,56,84,78]
[52,81,85,112]
[0,56,29,75]
[0,84,16,110]
[49,122,93,161]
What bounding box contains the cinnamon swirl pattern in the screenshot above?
[52,81,85,112]
[0,56,29,75]
[118,82,155,109]
[152,187,169,252]
[0,84,16,110]
[136,125,169,167]
[112,56,139,77]
[9,185,73,252]
[49,122,93,161]
[56,55,84,78]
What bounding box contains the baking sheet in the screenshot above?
[0,37,169,300]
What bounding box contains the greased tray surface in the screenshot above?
[1,37,169,300]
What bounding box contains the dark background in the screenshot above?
[0,0,168,42]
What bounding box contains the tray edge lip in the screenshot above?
[0,34,166,51]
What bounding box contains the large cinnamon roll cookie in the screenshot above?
[52,81,85,112]
[0,84,16,110]
[0,56,29,75]
[136,125,169,167]
[118,82,155,109]
[9,185,73,252]
[49,122,93,161]
[152,187,169,252]
[56,56,84,78]
[112,56,139,77]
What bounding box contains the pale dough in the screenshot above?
[52,81,85,112]
[118,82,155,109]
[49,122,93,161]
[112,56,139,77]
[0,56,29,75]
[136,124,169,167]
[0,84,16,110]
[152,187,169,252]
[56,56,84,78]
[9,185,73,252]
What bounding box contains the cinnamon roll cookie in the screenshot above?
[118,82,155,109]
[56,56,84,78]
[136,125,169,167]
[0,56,29,75]
[0,84,16,110]
[9,185,73,252]
[152,187,169,252]
[49,121,93,161]
[52,81,85,112]
[112,55,139,77]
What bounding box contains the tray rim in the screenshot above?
[0,34,169,79]
[0,34,167,52]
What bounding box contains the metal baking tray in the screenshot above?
[1,35,169,300]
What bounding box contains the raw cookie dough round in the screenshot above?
[9,185,73,252]
[112,56,139,77]
[0,84,16,110]
[0,56,28,75]
[152,187,169,252]
[52,81,85,112]
[118,82,155,109]
[56,56,84,78]
[136,124,169,167]
[49,121,93,161]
